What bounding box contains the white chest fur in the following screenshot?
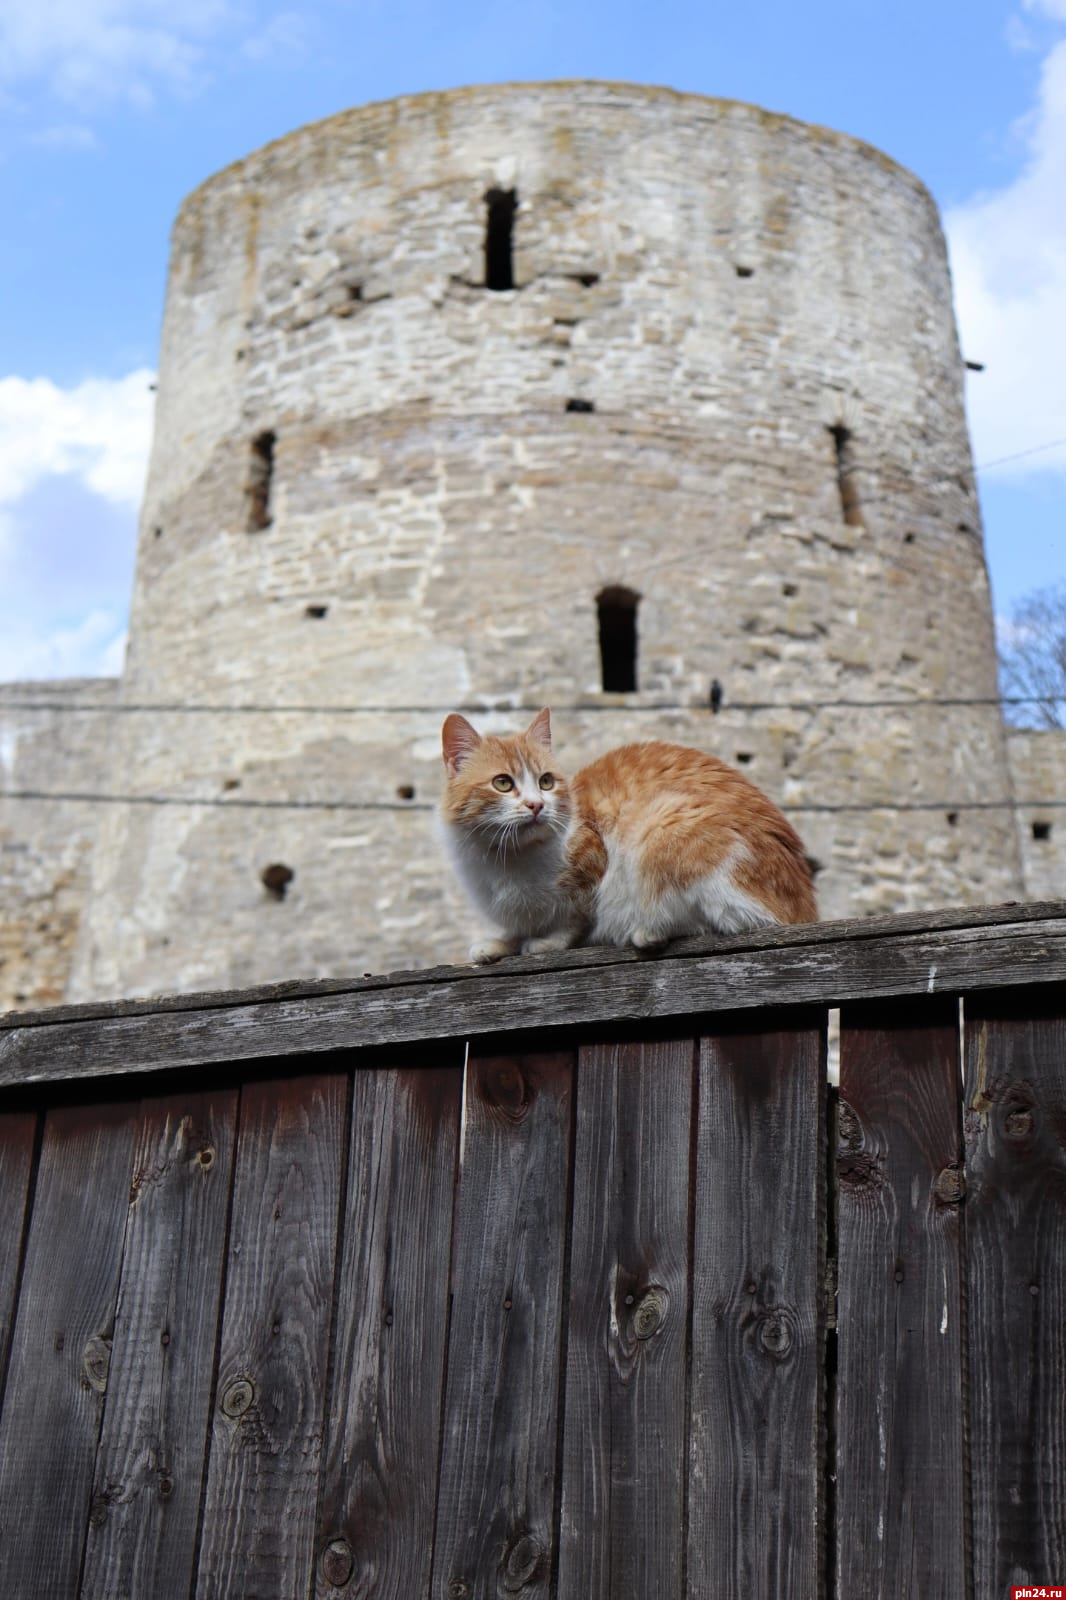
[439,818,571,939]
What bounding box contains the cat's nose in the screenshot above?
[525,799,544,818]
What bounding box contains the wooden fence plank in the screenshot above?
[3,914,1066,1088]
[687,1017,824,1600]
[835,1000,965,1598]
[558,1038,694,1600]
[964,991,1066,1598]
[79,1089,239,1600]
[3,901,1060,1034]
[431,1050,572,1600]
[0,1111,37,1411]
[194,1073,347,1600]
[314,1061,462,1600]
[0,1101,138,1599]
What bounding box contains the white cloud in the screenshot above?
[0,609,127,681]
[26,123,99,150]
[0,370,154,508]
[0,1,314,110]
[241,10,309,61]
[947,30,1066,479]
[0,0,239,108]
[0,371,151,680]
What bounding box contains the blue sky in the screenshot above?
[1,0,1064,679]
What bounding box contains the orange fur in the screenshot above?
[439,710,816,963]
[573,742,817,924]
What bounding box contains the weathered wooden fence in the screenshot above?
[0,902,1064,1599]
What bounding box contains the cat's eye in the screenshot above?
[492,774,515,792]
[539,773,556,790]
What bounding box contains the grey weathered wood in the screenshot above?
[195,1073,347,1600]
[0,1111,36,1410]
[835,1000,965,1598]
[431,1050,572,1600]
[687,1018,825,1600]
[0,1100,139,1600]
[79,1089,239,1600]
[558,1038,694,1600]
[2,912,1065,1089]
[3,900,1061,1034]
[315,1061,463,1600]
[964,992,1066,1598]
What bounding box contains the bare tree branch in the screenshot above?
[999,582,1066,729]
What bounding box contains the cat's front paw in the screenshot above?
[522,931,577,956]
[469,936,520,965]
[630,927,670,952]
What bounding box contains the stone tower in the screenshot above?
[69,82,1023,999]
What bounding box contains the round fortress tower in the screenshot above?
[71,81,1023,998]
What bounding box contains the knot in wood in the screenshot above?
[1004,1108,1033,1140]
[82,1335,112,1394]
[197,1146,215,1169]
[837,1100,861,1149]
[321,1538,354,1587]
[220,1377,255,1419]
[88,1491,111,1529]
[632,1287,668,1340]
[503,1531,544,1588]
[934,1166,965,1204]
[837,1149,880,1190]
[757,1310,794,1360]
[448,1580,471,1600]
[480,1059,528,1119]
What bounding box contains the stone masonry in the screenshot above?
[0,680,118,1007]
[1,83,1061,1009]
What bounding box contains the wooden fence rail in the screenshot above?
[0,903,1064,1598]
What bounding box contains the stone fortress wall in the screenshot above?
[0,680,118,1008]
[1,83,1063,1010]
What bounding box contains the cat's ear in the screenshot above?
[526,707,552,749]
[442,713,482,772]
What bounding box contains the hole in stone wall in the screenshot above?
[736,752,753,765]
[484,188,517,291]
[736,264,755,278]
[334,284,364,319]
[1033,821,1052,842]
[566,398,595,413]
[828,424,863,528]
[261,862,294,900]
[246,431,276,531]
[396,784,416,801]
[597,586,640,692]
[946,811,959,826]
[903,532,917,544]
[154,526,164,539]
[782,583,797,596]
[570,272,600,287]
[223,778,241,791]
[305,604,328,619]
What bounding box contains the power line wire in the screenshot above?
[0,693,1061,716]
[3,787,1064,816]
[975,435,1066,473]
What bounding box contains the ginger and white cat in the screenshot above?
[439,709,817,964]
